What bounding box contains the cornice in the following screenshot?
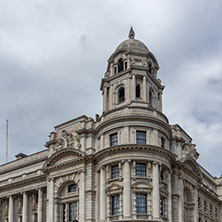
[94,144,176,164]
[0,155,48,175]
[0,175,46,193]
[96,109,170,134]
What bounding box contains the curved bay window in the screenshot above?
[118,87,125,103]
[107,185,123,220]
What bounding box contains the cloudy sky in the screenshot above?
[0,0,221,176]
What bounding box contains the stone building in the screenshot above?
[0,28,222,222]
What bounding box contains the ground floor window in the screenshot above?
[63,202,77,222]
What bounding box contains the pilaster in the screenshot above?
[152,162,160,219]
[123,160,131,219]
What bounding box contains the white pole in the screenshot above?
[6,120,8,163]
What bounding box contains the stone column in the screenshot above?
[103,87,107,112]
[143,75,147,101]
[168,171,172,222]
[54,199,59,222]
[159,92,163,112]
[38,189,43,222]
[193,187,198,222]
[123,160,131,219]
[22,192,28,222]
[79,170,86,222]
[100,166,106,222]
[100,134,104,150]
[48,179,54,222]
[8,196,13,222]
[152,162,160,219]
[178,176,184,222]
[132,74,136,100]
[109,85,113,110]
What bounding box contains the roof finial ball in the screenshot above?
[128,27,135,39]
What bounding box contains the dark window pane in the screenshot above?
[112,195,120,215]
[161,137,165,148]
[136,85,140,98]
[136,193,147,214]
[119,88,125,103]
[136,163,146,177]
[68,184,77,193]
[118,59,124,73]
[136,131,146,144]
[111,165,119,179]
[110,133,118,147]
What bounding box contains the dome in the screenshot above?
[115,27,149,53]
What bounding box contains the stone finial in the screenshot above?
[129,27,135,39]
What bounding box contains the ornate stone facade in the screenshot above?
[0,28,222,222]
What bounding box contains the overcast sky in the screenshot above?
[0,0,221,177]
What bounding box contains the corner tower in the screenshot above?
[100,28,164,113]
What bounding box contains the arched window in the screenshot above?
[136,85,140,98]
[118,87,125,103]
[118,59,124,73]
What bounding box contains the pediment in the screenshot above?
[180,157,203,181]
[132,180,153,189]
[43,148,86,169]
[106,183,123,192]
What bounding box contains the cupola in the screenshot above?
[100,28,164,114]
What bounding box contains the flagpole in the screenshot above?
[6,120,8,163]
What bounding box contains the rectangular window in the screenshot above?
[111,165,119,179]
[136,131,146,145]
[110,133,118,147]
[204,201,207,212]
[112,195,120,215]
[161,137,165,148]
[124,61,127,70]
[136,163,146,177]
[69,202,77,221]
[136,193,147,214]
[210,204,212,215]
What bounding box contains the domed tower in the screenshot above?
[95,28,175,222]
[100,27,164,113]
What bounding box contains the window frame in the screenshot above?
[136,131,146,145]
[110,133,118,147]
[111,165,120,179]
[118,87,125,103]
[69,202,78,221]
[136,163,146,177]
[112,194,120,215]
[68,184,77,193]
